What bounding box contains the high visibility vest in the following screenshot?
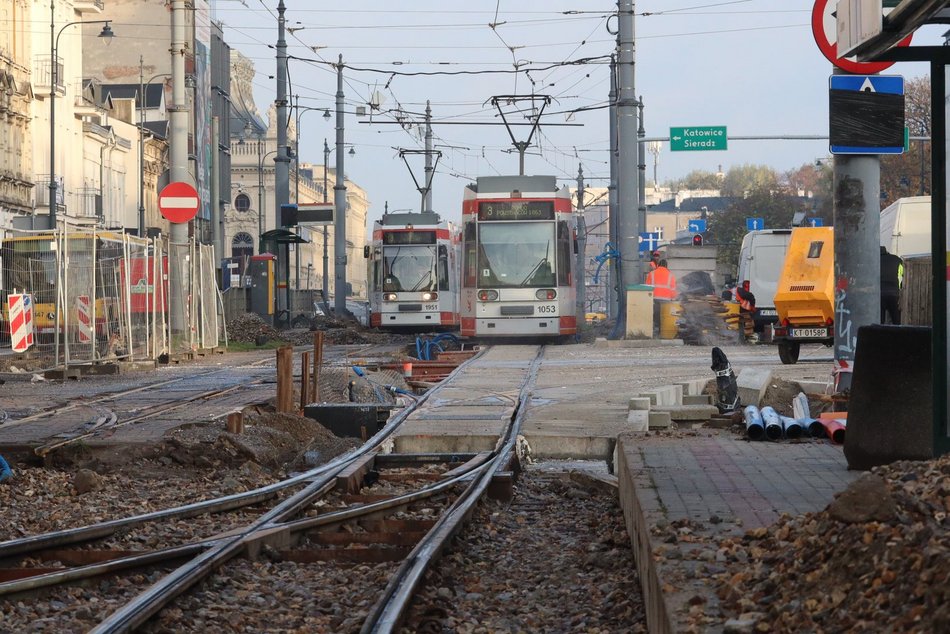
[733,288,754,312]
[646,267,677,300]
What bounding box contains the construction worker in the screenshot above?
[880,246,903,325]
[733,286,757,341]
[646,259,677,334]
[648,250,661,271]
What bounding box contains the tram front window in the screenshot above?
[382,245,437,292]
[478,222,556,288]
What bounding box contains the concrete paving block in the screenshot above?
[683,394,712,406]
[675,379,708,396]
[797,379,832,395]
[648,410,672,430]
[628,397,652,411]
[640,385,682,407]
[654,404,718,422]
[626,410,649,432]
[736,367,773,408]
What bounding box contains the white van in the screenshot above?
[736,229,792,332]
[880,196,930,258]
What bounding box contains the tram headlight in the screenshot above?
[383,293,398,302]
[536,289,557,300]
[421,292,438,301]
[477,289,499,301]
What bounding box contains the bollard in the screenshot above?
[300,351,310,411]
[276,346,294,413]
[761,406,783,441]
[743,405,764,441]
[402,361,413,379]
[226,411,244,434]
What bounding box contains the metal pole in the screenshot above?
[930,59,949,454]
[617,0,641,322]
[293,95,301,291]
[637,97,647,248]
[275,0,290,320]
[211,116,221,265]
[48,0,56,228]
[323,139,330,302]
[258,135,263,253]
[424,100,434,213]
[607,54,620,324]
[333,56,348,317]
[138,55,145,236]
[169,0,190,333]
[832,152,880,392]
[575,164,586,329]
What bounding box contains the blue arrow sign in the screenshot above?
[638,232,660,253]
[808,217,824,227]
[829,75,904,155]
[687,219,707,234]
[746,217,765,231]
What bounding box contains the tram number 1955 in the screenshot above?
[424,304,439,311]
[536,304,558,314]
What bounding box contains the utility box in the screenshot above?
[247,254,276,321]
[303,403,395,439]
[626,284,654,338]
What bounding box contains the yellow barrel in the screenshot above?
[659,301,682,339]
[723,302,740,330]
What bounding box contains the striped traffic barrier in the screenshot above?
[7,293,35,352]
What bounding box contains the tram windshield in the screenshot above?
[382,245,437,292]
[478,222,556,288]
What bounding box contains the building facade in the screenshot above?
[0,0,34,225]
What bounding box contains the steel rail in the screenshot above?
[362,345,545,633]
[88,346,488,634]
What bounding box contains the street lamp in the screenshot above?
[49,3,113,227]
[138,61,171,236]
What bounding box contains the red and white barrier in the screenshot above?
[8,293,35,352]
[76,295,92,343]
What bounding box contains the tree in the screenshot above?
[880,75,930,208]
[720,164,780,197]
[668,169,721,190]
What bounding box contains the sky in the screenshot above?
[214,0,939,231]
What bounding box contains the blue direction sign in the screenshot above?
[687,219,707,233]
[829,75,904,155]
[638,232,660,253]
[746,217,765,231]
[808,217,824,227]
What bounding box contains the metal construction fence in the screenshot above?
[0,222,224,373]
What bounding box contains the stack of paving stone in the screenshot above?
[626,379,719,431]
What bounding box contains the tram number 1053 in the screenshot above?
[537,304,558,314]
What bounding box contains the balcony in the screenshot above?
[34,176,65,208]
[73,0,105,14]
[76,187,103,219]
[32,56,64,98]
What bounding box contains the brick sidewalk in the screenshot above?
[617,429,859,633]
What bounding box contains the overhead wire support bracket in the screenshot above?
[487,94,553,175]
[398,148,442,214]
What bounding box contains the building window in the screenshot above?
[234,193,251,212]
[232,232,255,259]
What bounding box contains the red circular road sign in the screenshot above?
[158,181,200,224]
[812,0,913,74]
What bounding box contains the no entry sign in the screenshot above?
[811,0,912,74]
[158,181,200,224]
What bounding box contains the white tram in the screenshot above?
[366,211,460,330]
[459,175,577,338]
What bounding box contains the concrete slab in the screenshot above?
[640,385,682,407]
[616,430,859,633]
[682,394,712,406]
[628,397,652,411]
[648,411,672,430]
[653,404,718,421]
[736,366,773,407]
[626,410,649,432]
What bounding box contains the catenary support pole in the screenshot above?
[638,97,647,247]
[323,139,330,304]
[168,0,190,333]
[211,116,222,265]
[333,56,348,318]
[608,55,620,323]
[575,164,587,329]
[617,0,641,337]
[275,0,290,322]
[832,152,880,393]
[424,101,434,213]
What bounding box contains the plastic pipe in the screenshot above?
[779,415,803,440]
[822,418,847,445]
[743,405,764,440]
[761,406,783,441]
[800,418,826,438]
[792,392,811,421]
[0,454,12,483]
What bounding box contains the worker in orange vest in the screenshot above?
[648,250,661,271]
[645,259,677,300]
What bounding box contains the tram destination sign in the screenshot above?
[670,126,727,152]
[383,230,436,245]
[478,200,554,221]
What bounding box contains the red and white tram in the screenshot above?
[460,175,577,338]
[366,211,460,330]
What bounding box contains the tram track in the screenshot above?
[0,344,555,633]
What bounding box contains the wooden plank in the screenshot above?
[488,471,514,502]
[300,351,310,410]
[313,331,324,401]
[334,451,377,494]
[569,470,620,497]
[341,493,398,504]
[276,346,294,413]
[358,518,437,533]
[36,549,144,566]
[376,473,444,483]
[441,451,492,480]
[226,411,244,434]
